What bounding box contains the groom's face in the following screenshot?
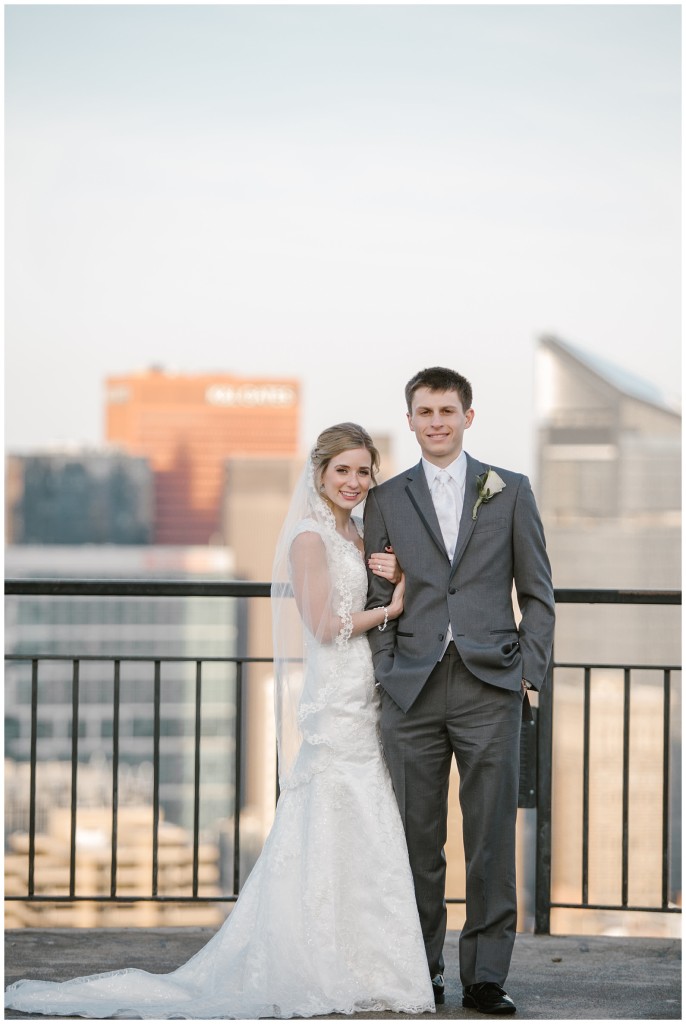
[407,387,474,467]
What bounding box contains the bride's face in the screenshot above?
[320,448,373,512]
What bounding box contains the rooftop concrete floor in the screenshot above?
[4,928,682,1020]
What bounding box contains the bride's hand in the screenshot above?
[368,545,402,584]
[387,573,405,620]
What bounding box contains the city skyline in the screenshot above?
[6,4,681,479]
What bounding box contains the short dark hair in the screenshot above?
[405,367,473,414]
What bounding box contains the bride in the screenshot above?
[5,422,435,1019]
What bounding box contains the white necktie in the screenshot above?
[432,469,458,561]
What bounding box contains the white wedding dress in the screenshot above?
[5,517,435,1019]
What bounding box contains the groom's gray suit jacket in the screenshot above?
[364,453,555,713]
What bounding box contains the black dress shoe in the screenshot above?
[462,982,516,1014]
[431,974,445,1005]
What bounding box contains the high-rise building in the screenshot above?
[5,450,153,545]
[537,334,681,663]
[5,545,238,835]
[105,369,300,545]
[536,334,681,936]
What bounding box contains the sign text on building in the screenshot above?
[205,384,297,408]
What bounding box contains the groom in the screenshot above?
[364,367,554,1014]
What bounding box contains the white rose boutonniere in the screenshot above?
[472,468,506,520]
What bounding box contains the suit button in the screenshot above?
[438,634,444,641]
[449,587,457,595]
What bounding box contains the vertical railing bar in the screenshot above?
[581,667,591,906]
[152,660,161,898]
[275,744,280,808]
[192,660,202,899]
[69,659,80,898]
[110,660,121,898]
[661,669,671,909]
[27,659,39,898]
[534,656,554,934]
[233,660,243,896]
[621,668,631,907]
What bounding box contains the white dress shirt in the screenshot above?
[423,451,466,655]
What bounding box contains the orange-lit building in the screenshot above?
[105,369,300,545]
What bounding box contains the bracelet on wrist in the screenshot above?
[378,606,389,632]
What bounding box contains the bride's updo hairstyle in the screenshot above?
[311,423,381,488]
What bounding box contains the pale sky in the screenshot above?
[5,3,681,479]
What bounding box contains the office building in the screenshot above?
[5,545,239,836]
[6,449,152,545]
[105,369,300,545]
[536,334,681,936]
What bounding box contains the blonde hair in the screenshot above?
[311,422,380,486]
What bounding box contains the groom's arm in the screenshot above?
[512,476,555,691]
[363,488,398,663]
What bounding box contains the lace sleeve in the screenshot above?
[289,530,340,645]
[272,467,356,792]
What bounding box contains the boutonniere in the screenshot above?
[472,468,506,520]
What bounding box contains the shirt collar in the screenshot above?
[422,450,467,490]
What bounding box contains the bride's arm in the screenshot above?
[290,532,403,643]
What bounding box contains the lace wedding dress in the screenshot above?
[5,508,434,1019]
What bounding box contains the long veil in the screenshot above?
[271,454,353,792]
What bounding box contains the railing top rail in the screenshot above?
[4,579,682,604]
[553,588,681,605]
[3,654,275,663]
[4,579,272,598]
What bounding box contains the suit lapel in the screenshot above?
[451,453,486,575]
[404,462,449,560]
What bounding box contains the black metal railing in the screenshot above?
[4,580,682,933]
[9,651,273,905]
[534,589,681,933]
